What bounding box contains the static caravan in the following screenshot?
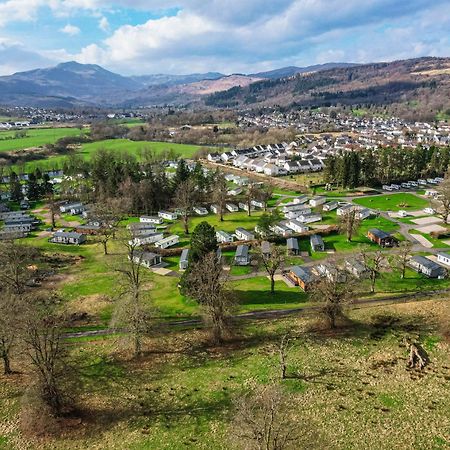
[235,227,255,241]
[132,251,162,269]
[234,245,250,266]
[286,237,300,255]
[179,249,189,270]
[225,203,239,212]
[310,234,325,252]
[158,211,178,221]
[140,216,164,225]
[155,235,180,249]
[216,230,234,243]
[50,231,87,245]
[309,196,326,207]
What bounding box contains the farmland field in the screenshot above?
[0,127,85,152]
[353,193,429,212]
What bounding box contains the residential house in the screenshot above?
[310,234,325,252]
[235,227,255,241]
[225,203,239,212]
[298,213,322,224]
[356,208,372,220]
[315,263,346,282]
[210,204,220,214]
[50,231,86,245]
[179,249,189,270]
[130,232,164,247]
[193,206,208,216]
[3,223,32,233]
[270,222,292,237]
[234,245,250,266]
[437,252,450,267]
[216,230,234,243]
[140,216,164,224]
[323,201,338,212]
[336,204,353,216]
[286,238,299,255]
[286,266,315,291]
[408,255,447,278]
[158,211,178,221]
[129,223,157,232]
[293,195,309,204]
[155,235,180,249]
[309,196,326,207]
[367,229,399,248]
[59,202,84,214]
[132,251,162,269]
[239,202,255,213]
[286,219,309,233]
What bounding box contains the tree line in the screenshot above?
[324,145,450,188]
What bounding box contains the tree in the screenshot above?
[257,243,285,294]
[22,294,67,416]
[189,221,218,263]
[338,209,361,242]
[257,211,282,238]
[278,334,294,380]
[0,241,39,294]
[26,173,40,201]
[258,184,275,211]
[90,199,124,255]
[0,289,25,374]
[244,182,259,217]
[212,171,228,222]
[183,252,234,344]
[361,249,385,293]
[174,178,198,234]
[232,384,304,450]
[396,241,412,279]
[432,168,450,224]
[9,171,23,203]
[112,239,151,358]
[309,269,355,329]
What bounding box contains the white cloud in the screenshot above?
[98,16,109,32]
[60,24,81,35]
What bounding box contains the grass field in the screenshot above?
[0,127,85,152]
[1,299,449,449]
[353,193,429,212]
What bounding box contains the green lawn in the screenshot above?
[353,193,429,212]
[0,127,85,152]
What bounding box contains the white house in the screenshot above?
[437,252,450,267]
[132,251,162,269]
[216,230,234,243]
[251,199,265,209]
[336,204,353,216]
[155,235,180,249]
[158,211,178,221]
[356,208,372,220]
[239,202,255,213]
[298,213,322,224]
[309,196,326,207]
[179,249,189,270]
[323,201,338,212]
[228,188,243,196]
[235,227,255,241]
[193,206,208,216]
[210,204,220,214]
[264,164,279,176]
[284,209,312,220]
[226,203,239,212]
[140,216,164,224]
[270,222,292,237]
[293,195,309,205]
[130,232,164,247]
[287,219,309,233]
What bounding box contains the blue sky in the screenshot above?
[0,0,449,76]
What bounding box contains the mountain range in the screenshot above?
[0,61,357,108]
[0,58,449,120]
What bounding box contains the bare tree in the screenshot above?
[212,171,229,222]
[174,178,198,234]
[184,251,235,344]
[232,384,307,450]
[112,239,151,358]
[90,198,124,255]
[0,289,25,374]
[257,243,285,294]
[432,168,450,224]
[258,184,275,212]
[47,191,59,230]
[361,249,385,293]
[244,182,260,217]
[0,241,39,294]
[396,241,412,279]
[339,209,361,242]
[278,334,294,380]
[309,270,356,329]
[22,294,67,416]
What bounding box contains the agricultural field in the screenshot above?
[353,193,430,212]
[0,127,85,152]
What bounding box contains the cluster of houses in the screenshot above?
[0,209,39,240]
[383,177,443,192]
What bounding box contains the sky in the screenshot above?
[0,0,449,76]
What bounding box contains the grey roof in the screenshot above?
[437,252,450,259]
[310,234,324,246]
[180,249,189,262]
[287,238,299,249]
[368,228,391,239]
[53,231,85,239]
[290,266,313,282]
[235,245,249,258]
[410,255,443,271]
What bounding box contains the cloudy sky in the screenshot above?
[0,0,449,76]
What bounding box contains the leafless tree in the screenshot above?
[258,184,275,211]
[111,239,152,358]
[90,198,124,255]
[232,384,309,450]
[257,243,285,294]
[338,209,361,242]
[244,182,260,217]
[0,241,39,294]
[184,251,235,344]
[22,294,67,416]
[212,171,229,222]
[396,241,412,279]
[432,168,450,224]
[47,191,59,230]
[278,334,294,380]
[361,249,385,293]
[174,178,198,234]
[309,269,356,329]
[0,289,25,374]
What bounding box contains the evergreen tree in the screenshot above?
[9,172,23,203]
[189,221,218,263]
[26,173,40,201]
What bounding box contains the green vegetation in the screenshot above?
[353,193,429,212]
[0,127,85,152]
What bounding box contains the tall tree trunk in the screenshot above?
[183,215,189,234]
[103,240,108,255]
[270,276,275,294]
[1,349,12,375]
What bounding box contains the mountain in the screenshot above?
[251,63,359,79]
[0,61,142,106]
[205,57,450,120]
[131,72,225,87]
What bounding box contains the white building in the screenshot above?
[216,230,234,243]
[155,235,180,249]
[158,211,178,221]
[140,216,164,224]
